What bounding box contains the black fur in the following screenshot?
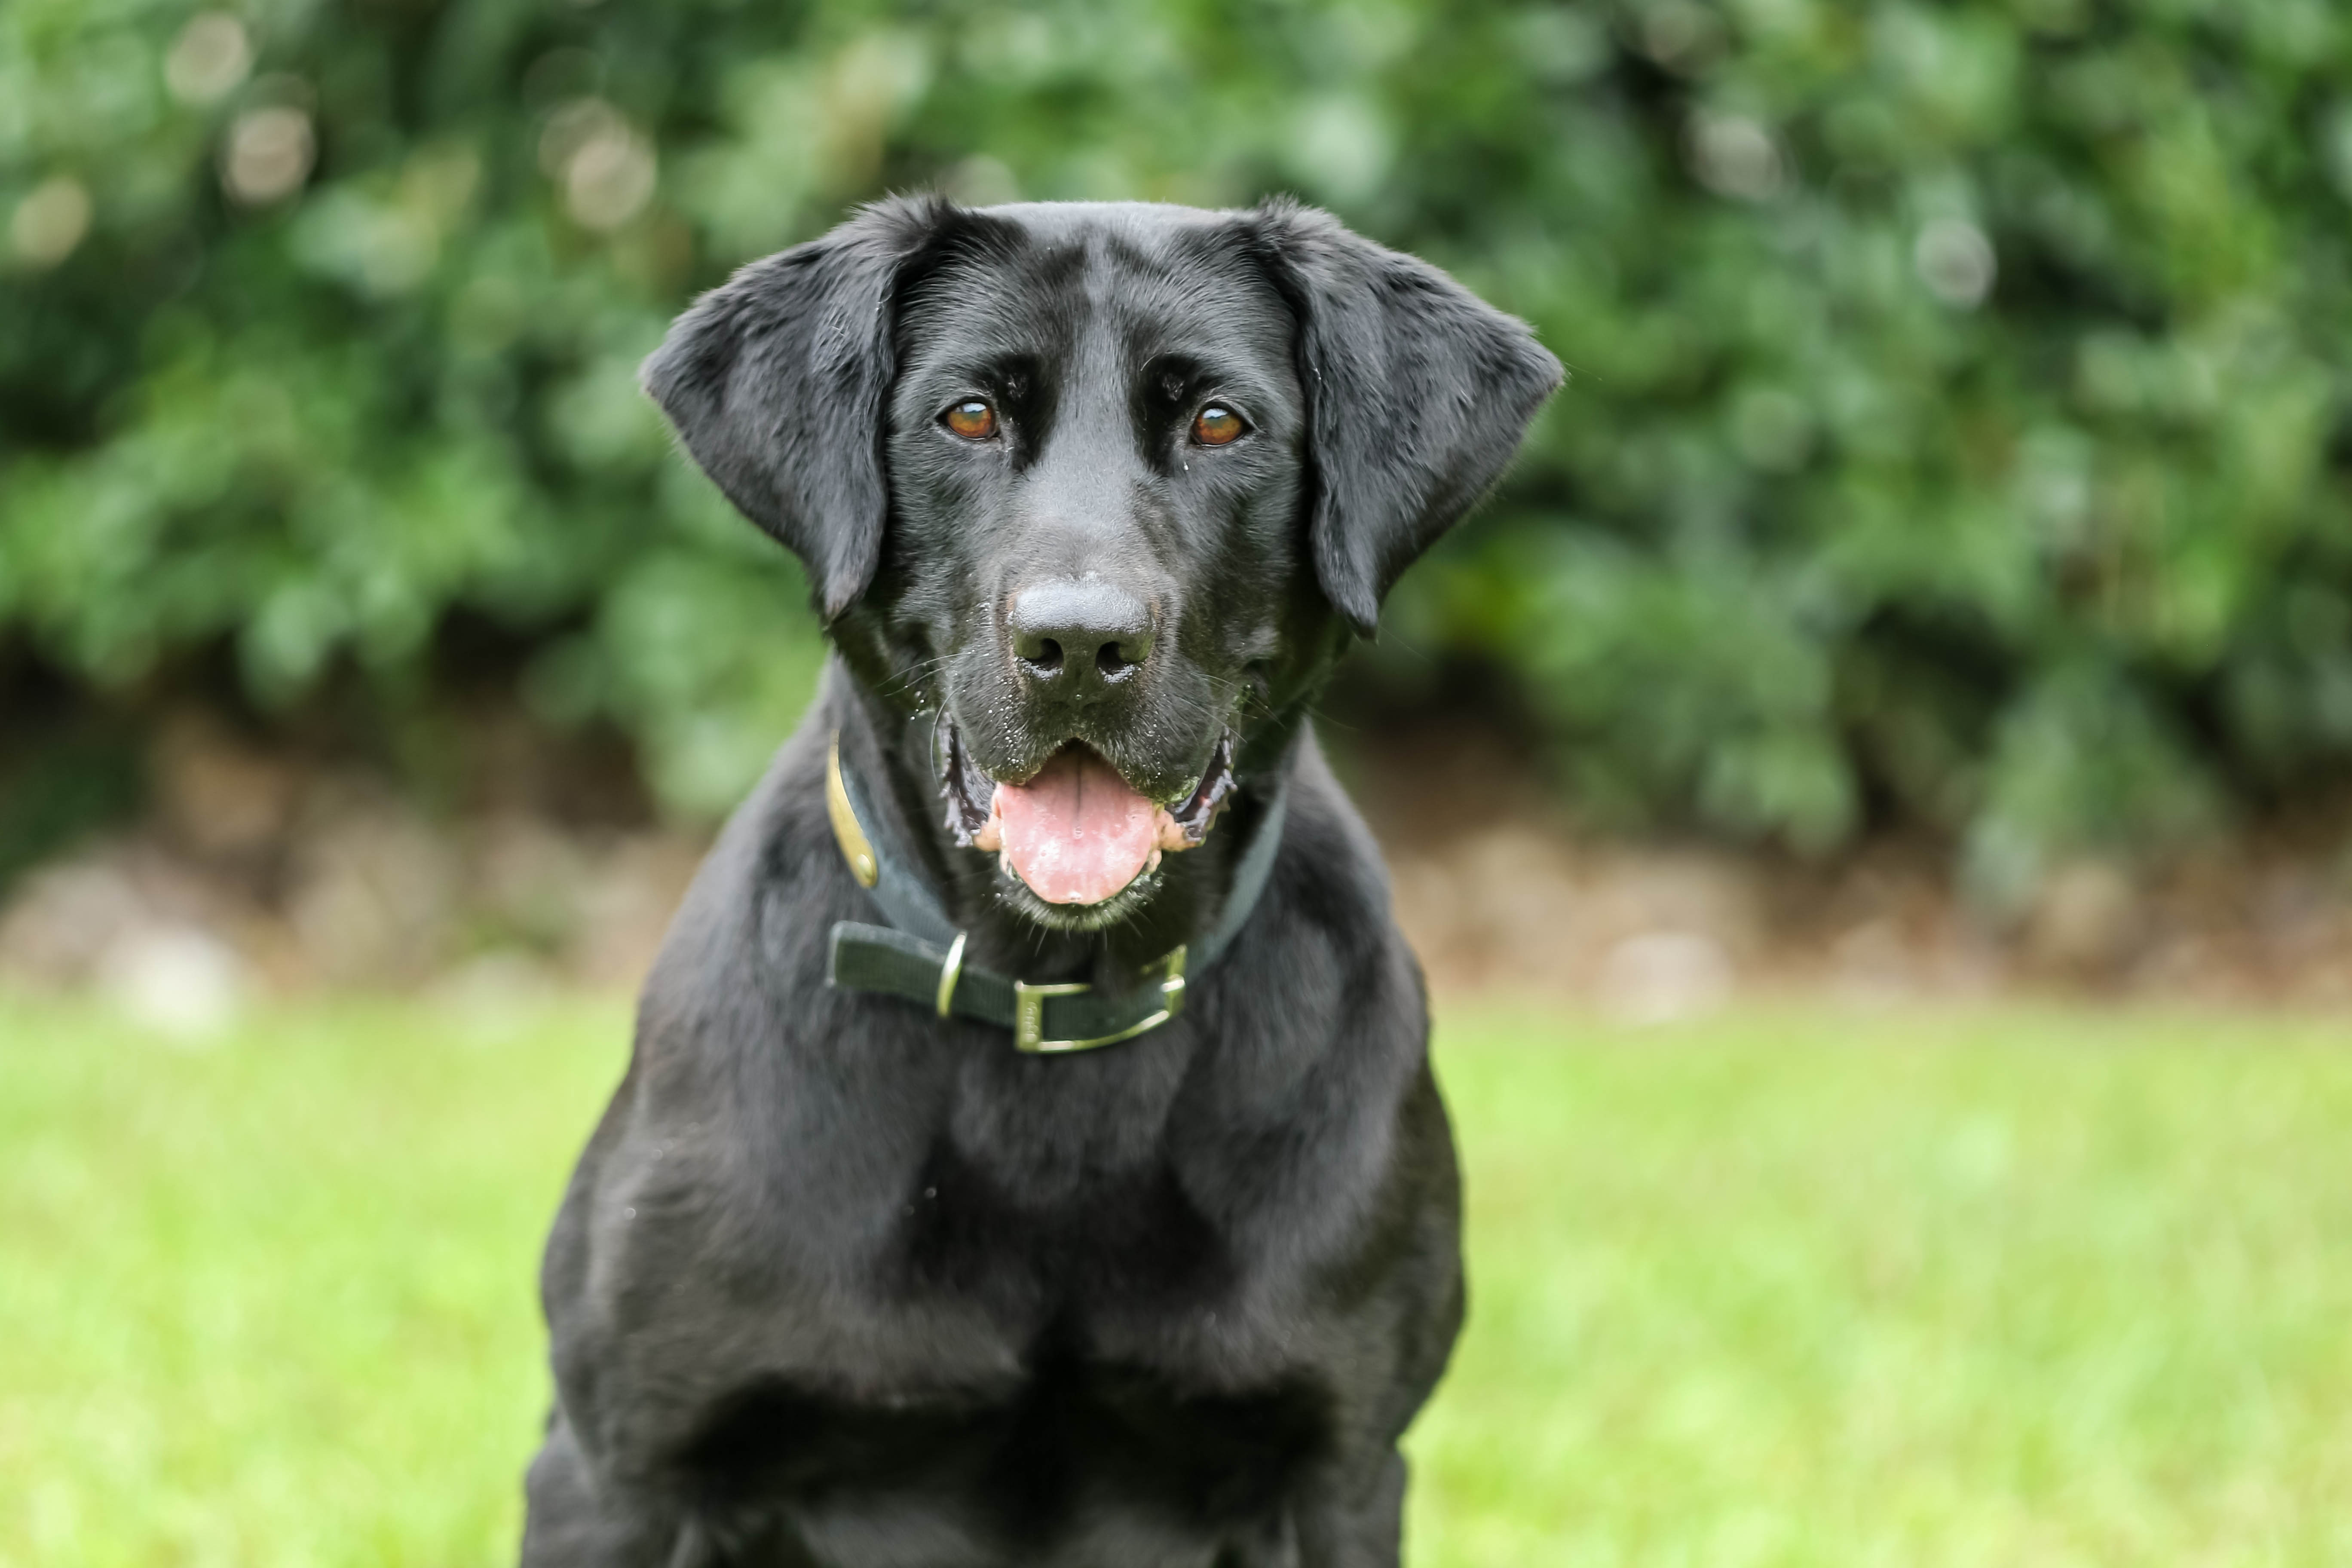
[526,198,1560,1566]
[1250,203,1561,636]
[642,197,955,619]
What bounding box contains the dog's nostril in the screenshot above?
[1008,579,1153,690]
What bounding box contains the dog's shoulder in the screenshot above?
[638,717,843,1023]
[1250,729,1410,989]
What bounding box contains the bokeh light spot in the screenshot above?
[165,13,252,105]
[223,107,315,205]
[1915,218,1997,308]
[10,177,92,267]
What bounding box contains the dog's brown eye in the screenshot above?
[1191,406,1244,446]
[943,400,997,440]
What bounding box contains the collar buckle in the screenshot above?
[1012,945,1188,1054]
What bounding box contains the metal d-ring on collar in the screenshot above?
[821,732,1283,1054]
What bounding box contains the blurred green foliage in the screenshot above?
[5,0,2351,894]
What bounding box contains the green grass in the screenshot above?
[4,998,2349,1566]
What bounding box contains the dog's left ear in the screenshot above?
[1251,202,1564,637]
[642,196,959,621]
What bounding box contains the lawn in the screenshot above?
[4,996,2349,1566]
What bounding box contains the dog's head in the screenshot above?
[645,198,1559,930]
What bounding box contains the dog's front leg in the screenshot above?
[1290,1451,1408,1568]
[522,1410,726,1568]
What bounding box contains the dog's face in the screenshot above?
[645,199,1559,930]
[879,209,1312,926]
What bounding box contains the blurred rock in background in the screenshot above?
[0,701,701,1005]
[1352,716,2352,1013]
[10,703,2352,1021]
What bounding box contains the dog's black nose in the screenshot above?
[1008,579,1153,692]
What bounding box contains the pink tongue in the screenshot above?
[995,749,1158,905]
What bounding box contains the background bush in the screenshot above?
[6,0,2351,899]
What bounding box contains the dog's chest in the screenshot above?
[885,1131,1234,1314]
[651,1130,1342,1547]
[682,1351,1333,1558]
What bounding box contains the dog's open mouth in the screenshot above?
[938,721,1234,906]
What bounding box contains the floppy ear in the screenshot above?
[641,196,958,620]
[1252,202,1563,637]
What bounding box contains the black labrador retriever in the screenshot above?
[522,196,1560,1567]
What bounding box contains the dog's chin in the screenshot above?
[993,863,1166,932]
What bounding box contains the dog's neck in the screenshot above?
[821,659,1289,990]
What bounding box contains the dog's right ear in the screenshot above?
[642,196,959,621]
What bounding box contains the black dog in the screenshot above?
[522,197,1559,1566]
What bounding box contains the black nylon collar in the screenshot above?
[822,734,1289,1053]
